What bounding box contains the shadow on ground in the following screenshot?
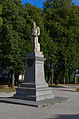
[48,114,79,119]
[59,89,77,92]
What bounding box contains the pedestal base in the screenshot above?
[14,52,55,101]
[14,83,55,101]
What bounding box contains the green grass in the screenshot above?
[0,88,16,93]
[48,84,64,87]
[76,88,79,92]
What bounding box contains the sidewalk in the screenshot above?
[0,87,79,119]
[63,84,79,89]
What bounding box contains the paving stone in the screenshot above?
[0,96,68,107]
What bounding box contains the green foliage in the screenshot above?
[0,1,57,80]
[76,88,79,92]
[43,0,79,83]
[0,4,3,27]
[0,0,79,85]
[0,4,3,55]
[0,0,31,74]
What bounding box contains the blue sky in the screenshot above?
[22,0,79,8]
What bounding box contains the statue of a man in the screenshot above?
[31,21,40,52]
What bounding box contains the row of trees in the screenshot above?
[43,0,79,84]
[0,0,79,87]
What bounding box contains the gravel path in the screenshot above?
[0,87,79,119]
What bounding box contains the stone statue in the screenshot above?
[14,22,55,102]
[31,21,40,52]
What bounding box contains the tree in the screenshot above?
[0,4,3,62]
[0,0,31,87]
[0,0,57,86]
[43,0,79,83]
[0,4,3,28]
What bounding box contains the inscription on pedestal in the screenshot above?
[27,59,33,67]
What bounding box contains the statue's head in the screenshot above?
[33,21,36,27]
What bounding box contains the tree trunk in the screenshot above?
[11,73,15,88]
[74,76,76,84]
[15,73,19,86]
[68,67,71,83]
[51,68,54,84]
[73,70,76,84]
[51,63,54,84]
[48,71,51,84]
[63,76,66,84]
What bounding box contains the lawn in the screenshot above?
[48,84,64,87]
[0,88,16,93]
[76,88,79,92]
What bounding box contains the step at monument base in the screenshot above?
[14,52,55,101]
[14,86,55,101]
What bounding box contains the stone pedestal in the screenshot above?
[14,52,55,101]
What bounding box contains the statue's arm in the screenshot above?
[37,27,40,36]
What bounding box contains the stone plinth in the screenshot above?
[14,52,55,101]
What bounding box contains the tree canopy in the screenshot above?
[0,0,31,73]
[0,0,57,86]
[43,0,79,83]
[0,0,79,85]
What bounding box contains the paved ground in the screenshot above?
[0,87,79,119]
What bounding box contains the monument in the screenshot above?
[14,21,55,101]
